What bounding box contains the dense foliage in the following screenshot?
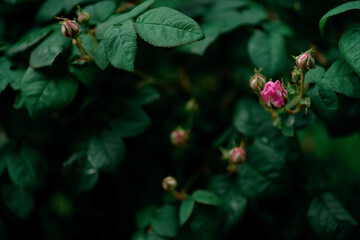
[1,0,360,239]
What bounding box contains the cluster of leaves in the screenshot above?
[0,0,360,239]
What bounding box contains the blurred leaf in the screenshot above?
[308,192,357,239]
[0,57,25,92]
[262,21,294,37]
[248,31,287,76]
[21,67,78,118]
[151,205,178,238]
[305,66,325,83]
[83,1,116,25]
[94,41,109,70]
[324,60,360,98]
[63,0,95,13]
[1,183,34,218]
[0,143,15,177]
[104,21,137,71]
[136,205,155,229]
[179,196,195,225]
[35,0,64,22]
[134,7,204,47]
[62,152,99,193]
[88,129,125,173]
[29,31,70,68]
[190,205,219,240]
[133,85,160,106]
[7,145,47,189]
[339,25,360,77]
[68,62,99,85]
[192,189,223,205]
[319,1,360,35]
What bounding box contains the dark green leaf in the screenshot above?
[0,143,15,177]
[21,67,78,118]
[324,60,360,98]
[190,205,220,240]
[29,31,70,68]
[7,145,47,188]
[68,62,99,86]
[134,7,204,47]
[87,130,126,173]
[248,31,287,76]
[62,152,99,193]
[35,0,64,22]
[63,0,95,13]
[104,21,137,71]
[308,192,357,239]
[151,205,178,238]
[305,66,325,83]
[319,1,360,35]
[339,25,360,77]
[83,1,116,24]
[0,58,25,92]
[179,196,195,225]
[95,41,109,70]
[136,205,155,229]
[133,85,160,106]
[192,189,223,205]
[1,183,34,218]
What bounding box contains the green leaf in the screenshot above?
[63,0,95,13]
[324,60,360,98]
[1,183,34,218]
[179,196,195,226]
[62,152,99,193]
[0,57,25,92]
[95,41,109,70]
[307,79,339,117]
[123,0,156,23]
[68,62,99,86]
[151,205,178,238]
[104,21,137,71]
[339,25,360,77]
[308,192,357,239]
[7,145,47,189]
[21,67,78,118]
[35,0,64,22]
[305,66,325,83]
[87,130,126,173]
[237,139,287,199]
[192,189,223,205]
[29,31,70,68]
[83,1,116,25]
[319,1,360,35]
[133,85,160,106]
[110,102,151,138]
[248,31,287,76]
[134,7,204,47]
[190,205,220,240]
[0,143,15,177]
[7,25,54,56]
[136,205,155,229]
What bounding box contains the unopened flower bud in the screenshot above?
[295,50,315,72]
[185,98,199,113]
[61,19,80,39]
[170,127,189,147]
[229,147,246,164]
[77,11,90,24]
[249,70,266,91]
[162,176,177,191]
[291,67,302,84]
[261,80,288,110]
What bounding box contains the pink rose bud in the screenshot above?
[230,147,246,164]
[261,80,288,109]
[162,176,177,191]
[295,50,315,72]
[77,11,90,24]
[170,127,189,147]
[61,19,80,39]
[249,70,266,91]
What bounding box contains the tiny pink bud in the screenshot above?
[230,147,246,165]
[170,127,189,147]
[61,19,80,39]
[261,80,288,109]
[185,98,199,113]
[162,176,177,191]
[77,11,90,24]
[295,50,315,72]
[249,70,266,91]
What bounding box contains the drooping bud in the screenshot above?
[77,5,90,24]
[60,19,80,39]
[249,69,267,91]
[170,127,189,147]
[291,67,302,84]
[295,49,315,72]
[261,80,288,110]
[185,98,199,113]
[229,146,246,165]
[162,176,177,191]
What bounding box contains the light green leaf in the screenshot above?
[7,25,54,56]
[179,196,195,226]
[151,205,178,238]
[7,145,47,188]
[319,1,360,35]
[248,31,287,76]
[29,31,70,68]
[192,189,223,205]
[95,41,109,70]
[104,21,137,71]
[88,130,126,173]
[308,192,357,239]
[62,152,99,193]
[339,24,360,77]
[1,183,34,218]
[21,67,78,118]
[324,60,360,98]
[134,7,204,47]
[307,79,338,117]
[305,66,325,83]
